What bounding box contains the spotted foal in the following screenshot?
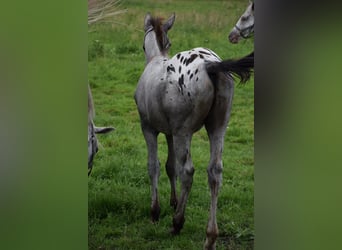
[135,13,253,249]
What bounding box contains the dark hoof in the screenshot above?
[151,204,161,222]
[170,227,180,235]
[171,216,185,235]
[205,228,218,249]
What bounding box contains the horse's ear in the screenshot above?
[144,12,152,31]
[94,126,115,134]
[163,13,175,31]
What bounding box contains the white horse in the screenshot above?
[228,1,254,43]
[134,13,253,249]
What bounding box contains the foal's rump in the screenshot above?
[161,48,224,132]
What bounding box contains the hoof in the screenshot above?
[170,227,180,235]
[204,230,218,250]
[204,242,216,250]
[151,204,161,222]
[171,215,185,235]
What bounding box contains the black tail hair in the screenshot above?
[206,51,254,83]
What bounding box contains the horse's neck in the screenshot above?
[146,52,168,65]
[146,50,164,63]
[145,32,166,63]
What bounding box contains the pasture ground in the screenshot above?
[88,0,254,249]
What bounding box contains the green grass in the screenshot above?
[89,0,254,249]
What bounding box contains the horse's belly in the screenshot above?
[146,103,172,133]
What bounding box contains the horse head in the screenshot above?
[228,1,254,43]
[143,12,175,63]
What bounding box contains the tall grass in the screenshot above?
[89,0,254,249]
[88,0,127,26]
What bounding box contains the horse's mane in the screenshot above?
[149,16,167,53]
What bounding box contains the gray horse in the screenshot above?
[88,84,114,176]
[228,1,254,43]
[134,13,253,249]
[88,0,120,176]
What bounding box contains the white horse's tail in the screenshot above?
[206,51,254,83]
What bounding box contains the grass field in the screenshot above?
[88,0,254,249]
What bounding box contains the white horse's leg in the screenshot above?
[141,124,161,222]
[171,134,194,234]
[165,134,178,209]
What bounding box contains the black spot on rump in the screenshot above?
[179,74,184,86]
[178,74,185,94]
[179,66,182,73]
[195,69,198,74]
[199,50,210,55]
[177,53,181,59]
[187,70,190,75]
[186,54,198,66]
[196,77,199,81]
[199,54,204,59]
[190,74,193,80]
[180,56,184,63]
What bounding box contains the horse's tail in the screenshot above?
[206,51,254,83]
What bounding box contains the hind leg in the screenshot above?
[204,73,234,249]
[141,123,161,222]
[204,131,225,250]
[171,134,194,234]
[165,134,178,210]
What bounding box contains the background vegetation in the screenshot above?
[88,0,254,249]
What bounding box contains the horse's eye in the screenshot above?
[241,16,249,22]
